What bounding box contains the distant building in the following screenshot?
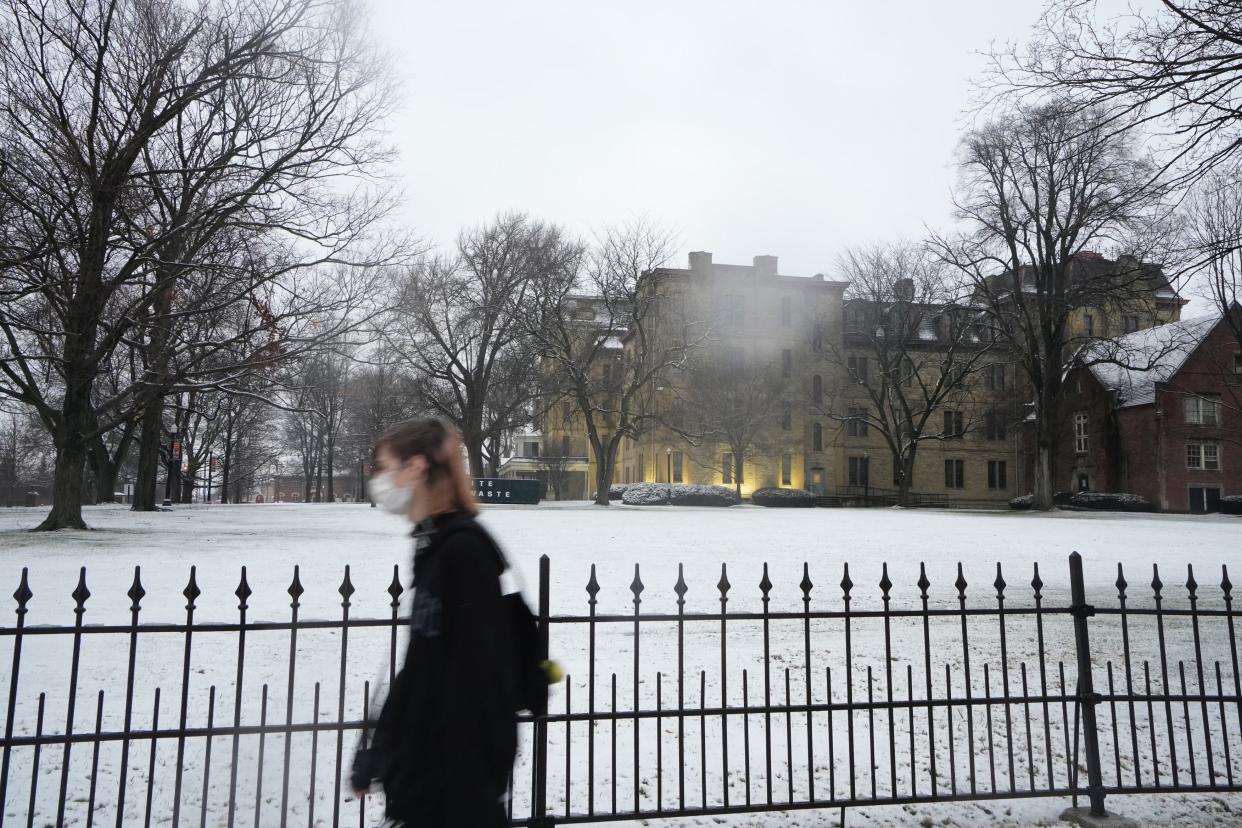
[257,473,362,503]
[1056,310,1242,512]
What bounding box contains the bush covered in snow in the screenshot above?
[608,484,630,500]
[1220,495,1242,515]
[621,483,671,506]
[1069,492,1154,512]
[620,483,739,506]
[751,487,817,508]
[668,484,739,507]
[1009,494,1034,511]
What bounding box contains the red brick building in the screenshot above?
[1056,310,1242,512]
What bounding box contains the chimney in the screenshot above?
[753,255,778,278]
[688,251,713,275]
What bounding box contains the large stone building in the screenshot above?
[526,249,1209,508]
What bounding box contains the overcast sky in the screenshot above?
[363,0,1191,296]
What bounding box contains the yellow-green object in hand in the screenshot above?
[541,659,564,684]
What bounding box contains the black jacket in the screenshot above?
[352,511,518,826]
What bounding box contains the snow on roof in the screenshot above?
[1086,314,1220,407]
[601,335,624,350]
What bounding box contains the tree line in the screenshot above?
[4,0,1242,525]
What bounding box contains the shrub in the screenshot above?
[751,487,817,508]
[1068,492,1154,513]
[608,484,630,500]
[668,484,739,507]
[620,483,740,507]
[1220,495,1242,516]
[621,483,671,506]
[1009,494,1034,511]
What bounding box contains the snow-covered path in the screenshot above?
[2,502,1240,827]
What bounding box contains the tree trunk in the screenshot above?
[132,398,165,511]
[734,453,744,499]
[220,420,234,504]
[1034,442,1055,511]
[35,374,93,530]
[181,462,196,503]
[895,449,917,508]
[1033,395,1056,511]
[326,436,335,502]
[592,439,616,506]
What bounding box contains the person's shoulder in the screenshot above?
[440,518,503,572]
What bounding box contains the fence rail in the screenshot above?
[2,552,1241,826]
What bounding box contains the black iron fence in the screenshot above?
[2,552,1241,826]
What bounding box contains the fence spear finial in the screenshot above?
[387,565,402,608]
[127,567,145,614]
[72,567,90,615]
[879,563,892,605]
[587,564,601,605]
[673,563,687,606]
[182,567,200,611]
[800,563,813,603]
[235,567,251,613]
[13,567,31,616]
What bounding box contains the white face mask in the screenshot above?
[368,471,412,516]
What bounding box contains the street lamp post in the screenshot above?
[666,447,672,484]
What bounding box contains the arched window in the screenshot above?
[812,422,823,452]
[812,374,823,404]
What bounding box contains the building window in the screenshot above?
[847,356,869,383]
[1184,395,1220,426]
[987,460,1008,490]
[722,453,733,485]
[847,407,868,437]
[781,454,793,486]
[561,402,572,425]
[848,456,870,486]
[812,421,823,451]
[523,441,539,458]
[901,356,915,388]
[986,363,1006,391]
[781,296,792,327]
[673,451,684,482]
[942,410,964,439]
[1187,442,1221,471]
[781,402,792,431]
[985,409,1006,441]
[723,294,745,332]
[1074,412,1089,454]
[1122,315,1140,334]
[944,459,965,489]
[782,349,792,378]
[812,324,824,352]
[1084,313,1095,337]
[670,397,685,428]
[561,435,571,456]
[812,374,823,404]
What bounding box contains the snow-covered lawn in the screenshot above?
[1,502,1240,827]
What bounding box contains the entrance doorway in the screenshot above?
[810,467,826,495]
[1189,486,1222,514]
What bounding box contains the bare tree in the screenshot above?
[818,242,998,506]
[932,102,1177,509]
[533,441,575,501]
[526,220,696,506]
[389,213,576,478]
[0,0,401,529]
[666,349,788,499]
[1185,168,1242,348]
[987,0,1242,186]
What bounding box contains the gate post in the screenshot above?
[531,554,553,827]
[1067,551,1107,818]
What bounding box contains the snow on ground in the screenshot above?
[2,502,1241,827]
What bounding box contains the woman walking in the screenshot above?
[351,418,517,827]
